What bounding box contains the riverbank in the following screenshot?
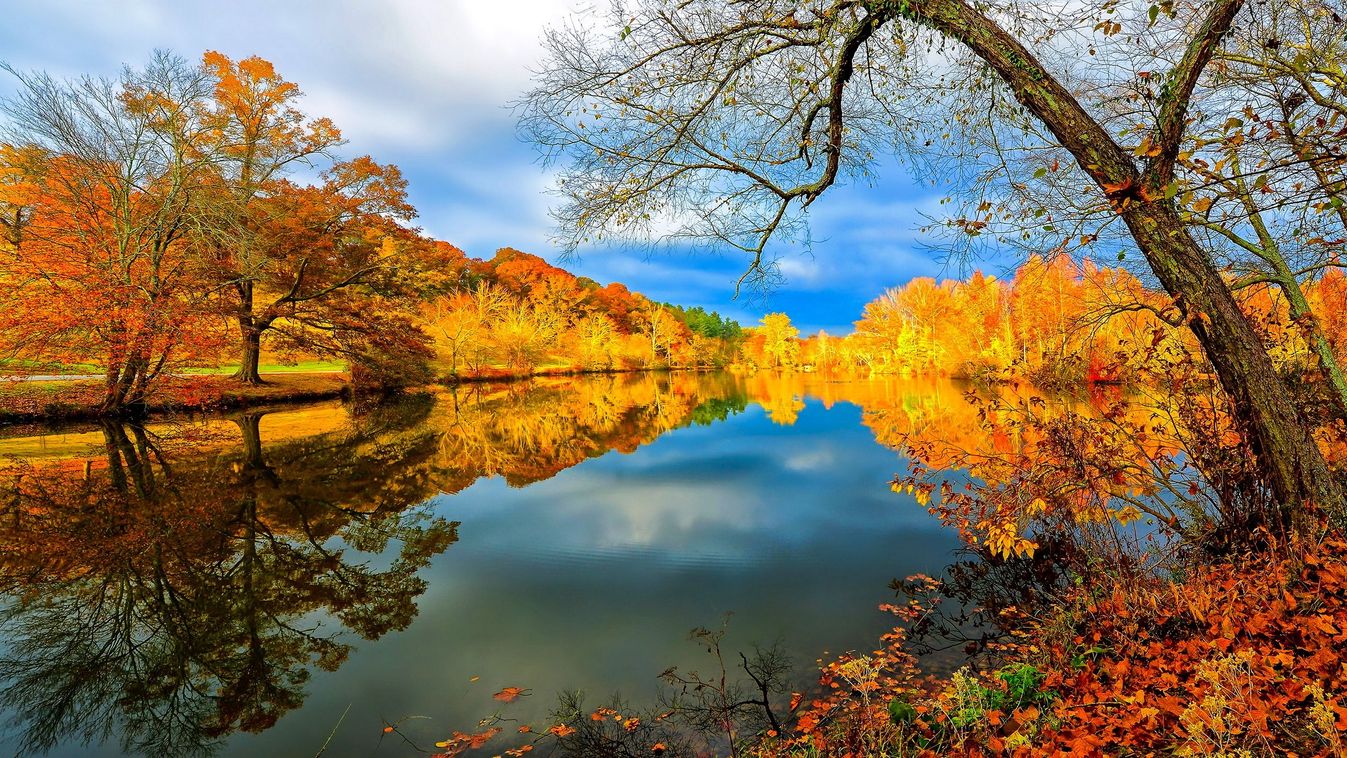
[437,363,707,384]
[0,373,352,423]
[0,364,717,424]
[0,362,1164,424]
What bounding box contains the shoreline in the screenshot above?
[0,364,1175,426]
[0,373,354,425]
[0,365,711,426]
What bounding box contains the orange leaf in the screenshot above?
[493,686,529,703]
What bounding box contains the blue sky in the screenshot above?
[0,0,976,334]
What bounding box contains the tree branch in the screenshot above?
[874,0,1136,189]
[1148,0,1244,186]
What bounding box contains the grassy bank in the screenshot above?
[0,363,708,423]
[0,359,346,378]
[0,373,352,423]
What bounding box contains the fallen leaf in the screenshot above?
[548,724,577,738]
[493,686,529,703]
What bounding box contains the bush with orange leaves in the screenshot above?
[756,538,1347,757]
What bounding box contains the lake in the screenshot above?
[0,371,975,757]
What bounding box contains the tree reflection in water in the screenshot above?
[0,397,458,756]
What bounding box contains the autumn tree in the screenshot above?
[492,299,562,372]
[759,312,800,368]
[951,271,1013,375]
[225,157,430,383]
[1009,257,1085,378]
[426,282,509,375]
[802,330,827,370]
[573,312,620,369]
[521,0,1345,522]
[853,289,920,373]
[632,299,686,366]
[196,51,344,383]
[0,50,438,399]
[194,52,434,384]
[0,53,227,412]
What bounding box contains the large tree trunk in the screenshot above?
[236,325,264,384]
[233,281,265,385]
[101,353,139,415]
[101,359,125,415]
[1122,203,1344,521]
[124,352,154,411]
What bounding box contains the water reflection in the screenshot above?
[0,371,999,756]
[431,373,748,490]
[0,399,459,756]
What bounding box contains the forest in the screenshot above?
[753,257,1347,388]
[1,0,1346,756]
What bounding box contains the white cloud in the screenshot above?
[3,0,585,153]
[784,449,836,472]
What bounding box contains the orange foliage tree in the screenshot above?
[197,51,437,384]
[0,54,228,411]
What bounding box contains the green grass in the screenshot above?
[2,359,346,376]
[0,380,80,396]
[0,359,103,375]
[183,360,346,375]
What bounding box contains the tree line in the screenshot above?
[736,255,1347,395]
[422,247,744,376]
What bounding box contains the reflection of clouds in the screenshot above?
[443,454,772,560]
[578,481,766,553]
[783,448,836,472]
[436,406,941,572]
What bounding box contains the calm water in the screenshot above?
[0,372,971,757]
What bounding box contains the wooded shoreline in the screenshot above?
[0,365,712,425]
[0,360,1225,426]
